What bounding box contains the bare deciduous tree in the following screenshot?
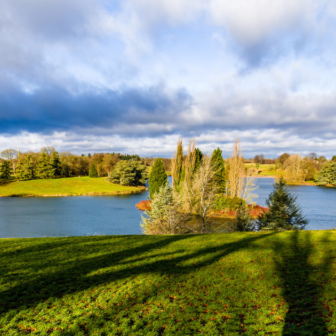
[183,138,196,191]
[226,140,245,198]
[282,154,305,183]
[183,155,217,234]
[40,146,55,156]
[1,149,18,171]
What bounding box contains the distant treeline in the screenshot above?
[0,147,141,179]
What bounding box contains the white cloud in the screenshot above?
[1,129,336,158]
[208,0,315,45]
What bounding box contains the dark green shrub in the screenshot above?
[109,160,148,186]
[0,160,12,180]
[213,195,246,211]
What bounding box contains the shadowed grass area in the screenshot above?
[0,232,335,335]
[0,177,145,197]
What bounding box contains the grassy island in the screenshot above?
[1,231,336,335]
[0,177,146,197]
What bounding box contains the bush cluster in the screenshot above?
[213,195,247,211]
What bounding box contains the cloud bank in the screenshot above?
[0,0,335,157]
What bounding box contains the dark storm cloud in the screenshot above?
[0,84,192,135]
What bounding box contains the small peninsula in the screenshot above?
[0,177,146,197]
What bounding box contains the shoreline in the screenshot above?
[0,187,147,198]
[252,175,336,188]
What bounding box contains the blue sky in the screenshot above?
[0,0,336,158]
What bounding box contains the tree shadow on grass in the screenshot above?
[0,233,274,319]
[0,179,15,187]
[273,231,333,335]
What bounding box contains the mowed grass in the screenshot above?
[0,177,144,197]
[245,164,277,177]
[1,231,336,335]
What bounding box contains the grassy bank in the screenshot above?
[0,177,146,197]
[1,231,336,335]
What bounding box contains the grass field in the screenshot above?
[1,231,336,335]
[245,163,277,177]
[0,177,145,197]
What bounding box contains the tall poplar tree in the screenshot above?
[0,160,12,179]
[172,139,183,190]
[210,148,226,193]
[149,158,167,199]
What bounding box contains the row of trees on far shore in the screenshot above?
[0,147,142,180]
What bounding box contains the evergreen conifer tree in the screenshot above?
[0,160,12,179]
[50,151,62,178]
[235,204,255,231]
[141,183,185,235]
[332,156,336,161]
[88,153,91,158]
[256,178,308,231]
[22,155,35,179]
[210,148,226,193]
[36,152,53,179]
[15,161,25,179]
[194,148,203,172]
[149,158,167,199]
[89,163,98,178]
[172,139,183,190]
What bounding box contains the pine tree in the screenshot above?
[15,161,25,180]
[89,163,98,178]
[149,159,167,199]
[210,148,226,193]
[332,156,336,162]
[50,151,62,178]
[22,155,35,179]
[141,183,185,235]
[0,160,12,179]
[88,153,91,158]
[256,178,309,231]
[235,204,255,231]
[36,152,53,179]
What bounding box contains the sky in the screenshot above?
[0,0,336,158]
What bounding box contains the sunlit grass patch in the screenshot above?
[0,177,145,197]
[0,231,335,335]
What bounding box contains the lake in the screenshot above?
[0,178,335,238]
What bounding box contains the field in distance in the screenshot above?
[245,163,277,177]
[0,231,335,335]
[0,177,145,197]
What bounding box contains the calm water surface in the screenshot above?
[0,178,335,238]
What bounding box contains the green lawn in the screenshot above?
[0,177,144,197]
[245,164,277,177]
[1,231,336,335]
